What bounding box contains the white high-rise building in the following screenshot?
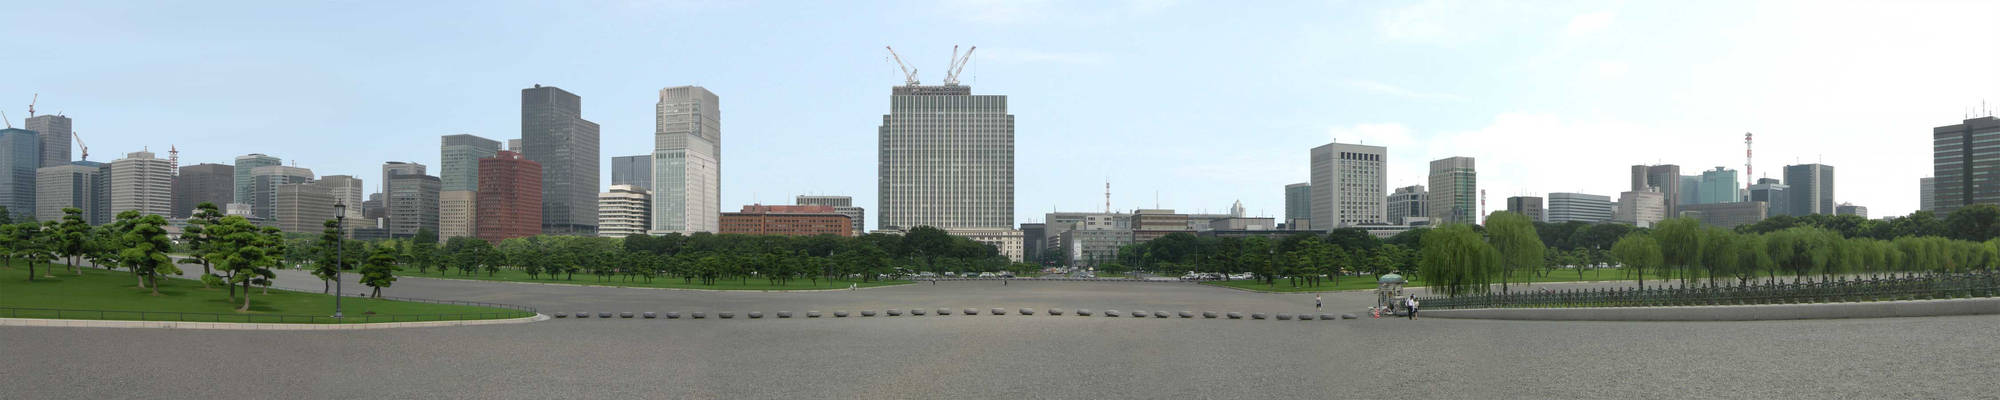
[1547,192,1614,223]
[651,86,721,234]
[878,84,1015,231]
[109,151,173,217]
[599,185,651,238]
[1309,142,1387,229]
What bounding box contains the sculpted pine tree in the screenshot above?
[178,203,227,286]
[360,245,401,298]
[116,212,180,295]
[55,208,91,275]
[312,220,345,293]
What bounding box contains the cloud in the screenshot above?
[1591,60,1629,78]
[1566,11,1616,36]
[979,48,1112,66]
[1345,80,1466,102]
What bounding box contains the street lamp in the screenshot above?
[333,200,346,319]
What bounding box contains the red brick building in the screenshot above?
[475,151,542,242]
[720,204,854,236]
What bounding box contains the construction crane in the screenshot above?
[943,45,977,86]
[885,46,919,86]
[73,131,88,161]
[1,110,12,129]
[27,94,37,117]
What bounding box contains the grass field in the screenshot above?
[1204,268,1642,293]
[396,267,913,291]
[0,263,531,323]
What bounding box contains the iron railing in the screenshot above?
[1418,272,2000,310]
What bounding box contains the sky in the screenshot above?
[6,0,1997,227]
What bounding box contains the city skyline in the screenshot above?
[4,1,1997,226]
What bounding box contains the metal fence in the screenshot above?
[1,295,537,324]
[1418,272,2000,310]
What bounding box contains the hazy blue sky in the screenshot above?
[7,0,1997,226]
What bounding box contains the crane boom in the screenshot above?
[1,110,11,129]
[885,46,920,85]
[73,131,88,161]
[943,45,976,85]
[27,94,37,117]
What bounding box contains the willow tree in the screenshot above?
[1418,224,1499,297]
[1484,212,1544,294]
[1652,217,1704,287]
[1610,233,1662,290]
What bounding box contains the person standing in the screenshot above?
[1314,294,1323,313]
[1405,296,1420,320]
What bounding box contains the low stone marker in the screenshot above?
[620,312,634,318]
[834,311,849,317]
[691,312,707,319]
[1154,311,1170,318]
[1178,311,1194,318]
[937,308,952,315]
[1050,308,1065,316]
[575,312,589,318]
[807,311,822,318]
[598,312,613,318]
[718,312,735,319]
[667,312,682,319]
[643,312,657,319]
[1132,310,1147,318]
[1297,315,1314,322]
[748,312,764,319]
[990,308,1006,315]
[776,311,792,318]
[1077,309,1093,316]
[1105,310,1121,317]
[861,310,877,317]
[1340,314,1357,319]
[887,309,902,316]
[1319,314,1335,320]
[554,312,568,318]
[1203,311,1219,319]
[1251,313,1267,320]
[912,309,927,316]
[1227,312,1243,319]
[1276,313,1293,320]
[1020,308,1035,315]
[965,308,978,315]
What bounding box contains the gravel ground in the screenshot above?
[7,272,1998,399]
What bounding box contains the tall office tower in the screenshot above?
[232,154,280,209]
[1836,203,1868,218]
[272,183,336,234]
[316,175,365,221]
[597,184,651,238]
[1386,185,1427,225]
[1678,175,1702,205]
[611,155,652,191]
[1784,163,1836,215]
[108,150,173,217]
[171,163,233,218]
[522,84,601,235]
[362,193,386,221]
[1920,177,1936,212]
[1630,164,1682,216]
[1698,167,1740,204]
[1749,178,1791,217]
[1932,117,2000,214]
[1427,157,1477,225]
[1615,188,1666,228]
[796,195,866,236]
[24,114,71,168]
[877,83,1014,231]
[1230,200,1246,218]
[476,150,541,242]
[651,86,720,234]
[1284,182,1311,229]
[441,135,500,240]
[381,161,426,193]
[0,128,38,219]
[386,174,441,238]
[249,165,313,219]
[1506,196,1545,222]
[35,163,101,223]
[1546,192,1613,223]
[1308,142,1387,229]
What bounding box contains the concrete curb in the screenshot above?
[1424,297,2000,321]
[0,314,549,330]
[391,274,916,293]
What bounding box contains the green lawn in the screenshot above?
[1204,268,1642,293]
[0,263,532,324]
[397,267,913,291]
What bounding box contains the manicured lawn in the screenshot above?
[397,267,912,291]
[0,263,532,323]
[1204,268,1642,293]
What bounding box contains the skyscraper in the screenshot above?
[172,163,233,218]
[877,83,1014,230]
[1427,157,1477,225]
[0,128,38,219]
[1784,163,1835,215]
[232,154,280,210]
[1616,188,1666,228]
[249,165,313,219]
[35,163,101,223]
[1546,192,1613,223]
[386,174,440,238]
[1921,177,1935,212]
[1697,167,1739,204]
[316,175,365,221]
[597,185,651,238]
[521,85,600,235]
[1506,196,1545,222]
[1749,178,1791,217]
[796,195,866,236]
[1836,203,1867,218]
[273,183,336,234]
[1932,117,2000,214]
[1308,142,1387,230]
[24,114,71,168]
[652,86,720,234]
[441,135,499,240]
[1386,185,1427,225]
[477,150,541,242]
[381,161,425,193]
[1284,182,1311,229]
[1630,164,1682,216]
[611,155,652,191]
[109,150,173,217]
[1678,175,1701,205]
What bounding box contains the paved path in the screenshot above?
[9,267,1998,399]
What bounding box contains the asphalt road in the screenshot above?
[6,271,1998,399]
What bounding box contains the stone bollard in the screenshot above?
[748,312,764,319]
[887,309,902,316]
[1050,308,1065,316]
[643,312,657,319]
[620,312,635,319]
[834,311,849,317]
[666,312,682,319]
[598,312,613,318]
[1319,314,1335,320]
[937,308,952,315]
[1154,311,1170,318]
[1297,315,1315,322]
[1178,311,1194,318]
[554,312,569,318]
[912,309,927,316]
[807,311,822,318]
[1251,313,1267,320]
[691,312,707,319]
[1340,314,1357,319]
[1077,309,1093,316]
[575,312,589,319]
[1227,312,1243,319]
[1276,313,1293,320]
[1132,310,1147,318]
[777,311,793,318]
[1203,311,1218,319]
[861,310,877,317]
[991,308,1006,315]
[965,308,979,315]
[718,312,735,319]
[1106,310,1121,317]
[1020,308,1035,315]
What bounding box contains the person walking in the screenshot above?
[1404,296,1420,320]
[1314,294,1323,313]
[850,282,858,291]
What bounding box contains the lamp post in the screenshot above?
[333,200,346,319]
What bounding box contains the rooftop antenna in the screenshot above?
[168,146,179,176]
[1104,179,1111,213]
[1745,132,1754,195]
[885,46,919,85]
